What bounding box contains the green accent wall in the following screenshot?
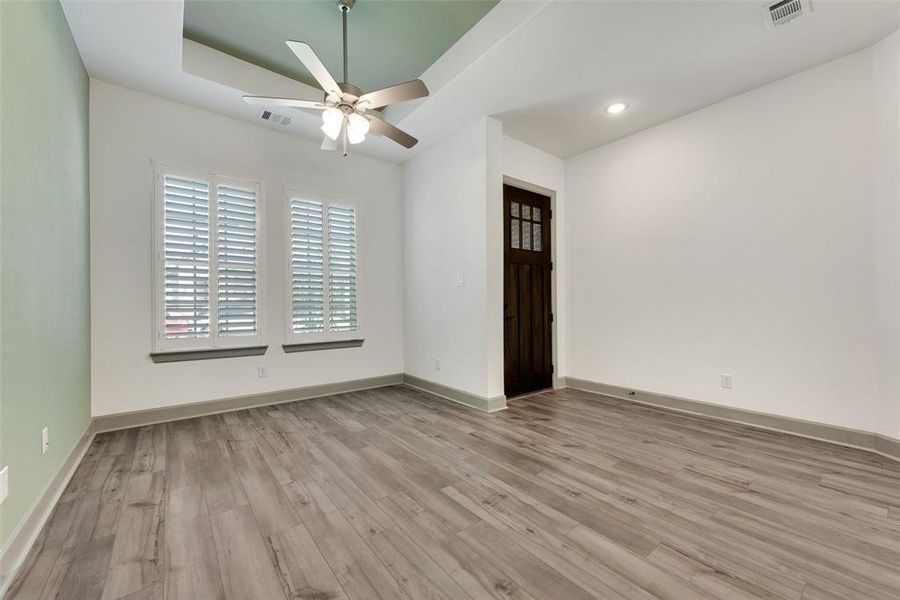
[0,0,91,546]
[183,0,499,93]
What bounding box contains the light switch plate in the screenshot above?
[0,466,9,505]
[42,427,49,454]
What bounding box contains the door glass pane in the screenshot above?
[533,207,541,222]
[522,205,531,220]
[510,218,520,249]
[511,202,520,217]
[534,222,542,252]
[522,221,532,250]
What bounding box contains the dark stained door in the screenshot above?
[504,185,552,397]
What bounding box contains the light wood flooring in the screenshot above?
[6,385,900,600]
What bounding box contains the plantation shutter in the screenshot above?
[162,175,210,339]
[327,205,358,332]
[217,183,259,336]
[290,198,325,333]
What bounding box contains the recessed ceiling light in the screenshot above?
[606,102,628,115]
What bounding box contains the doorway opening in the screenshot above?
[503,184,553,398]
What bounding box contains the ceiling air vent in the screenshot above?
[260,110,292,127]
[763,0,810,29]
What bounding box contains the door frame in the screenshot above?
[501,175,560,396]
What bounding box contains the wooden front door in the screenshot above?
[504,185,552,398]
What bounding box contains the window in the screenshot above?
[154,166,263,351]
[289,198,324,334]
[327,205,358,332]
[509,200,543,252]
[286,195,358,342]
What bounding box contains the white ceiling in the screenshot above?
[493,0,900,157]
[62,0,900,163]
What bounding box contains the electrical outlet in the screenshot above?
[42,427,49,455]
[258,365,268,378]
[0,466,8,505]
[456,272,465,287]
[435,359,441,371]
[720,374,733,390]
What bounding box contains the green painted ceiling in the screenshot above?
[183,0,499,94]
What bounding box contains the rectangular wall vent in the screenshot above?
[764,0,809,29]
[260,110,293,127]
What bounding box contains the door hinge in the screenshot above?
[550,313,554,323]
[550,261,554,271]
[549,209,553,219]
[551,364,555,374]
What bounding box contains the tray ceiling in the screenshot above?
[183,0,499,94]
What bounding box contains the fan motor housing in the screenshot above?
[329,82,363,103]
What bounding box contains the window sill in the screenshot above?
[150,345,268,363]
[282,339,365,353]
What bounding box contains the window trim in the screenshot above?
[283,187,361,345]
[153,163,265,353]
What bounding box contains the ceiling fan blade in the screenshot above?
[286,41,341,96]
[321,135,337,151]
[243,96,328,110]
[358,79,428,110]
[367,115,418,149]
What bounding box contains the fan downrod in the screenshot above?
[336,0,355,84]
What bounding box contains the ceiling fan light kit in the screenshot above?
[242,0,428,157]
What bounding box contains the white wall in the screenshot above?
[90,80,404,416]
[502,135,567,382]
[872,30,900,438]
[565,41,900,438]
[89,31,900,437]
[402,118,498,398]
[485,119,504,397]
[402,122,569,400]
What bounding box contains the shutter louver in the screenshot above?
[291,198,325,333]
[327,205,357,332]
[217,183,259,336]
[163,175,210,339]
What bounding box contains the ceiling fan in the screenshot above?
[243,0,428,157]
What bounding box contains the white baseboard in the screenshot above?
[566,377,900,463]
[93,373,404,432]
[0,423,95,597]
[402,374,507,412]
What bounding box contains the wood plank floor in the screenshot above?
[7,385,900,600]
